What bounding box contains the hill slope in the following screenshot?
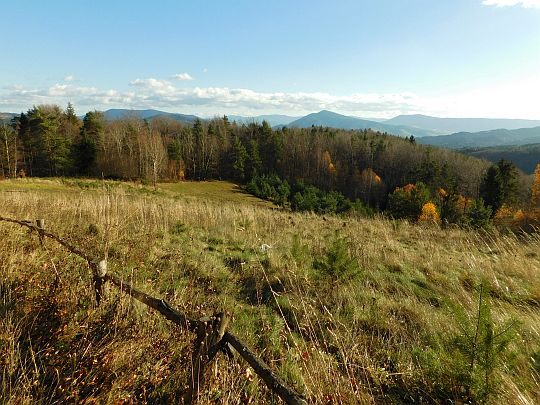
[1,179,539,404]
[0,112,17,124]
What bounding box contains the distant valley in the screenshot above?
[460,143,540,174]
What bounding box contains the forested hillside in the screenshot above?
[0,104,486,193]
[2,104,538,229]
[462,144,540,175]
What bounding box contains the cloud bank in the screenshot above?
[1,74,538,119]
[0,78,433,118]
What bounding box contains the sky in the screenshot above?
[1,0,539,119]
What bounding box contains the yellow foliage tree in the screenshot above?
[322,150,337,175]
[419,201,440,224]
[360,168,382,184]
[456,195,470,214]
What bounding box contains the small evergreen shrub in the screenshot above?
[462,199,493,230]
[313,235,361,281]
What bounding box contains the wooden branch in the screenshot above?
[0,216,96,269]
[224,331,308,405]
[0,216,308,405]
[0,216,105,302]
[106,273,199,332]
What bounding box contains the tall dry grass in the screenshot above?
[1,178,539,404]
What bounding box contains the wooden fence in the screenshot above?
[0,216,307,405]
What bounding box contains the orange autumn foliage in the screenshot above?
[513,209,526,222]
[494,204,514,220]
[395,183,416,193]
[456,195,470,214]
[361,168,382,184]
[437,188,448,198]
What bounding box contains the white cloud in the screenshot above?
[482,0,540,8]
[172,73,194,81]
[1,75,539,119]
[64,75,76,82]
[0,80,428,118]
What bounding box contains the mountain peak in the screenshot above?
[286,110,439,137]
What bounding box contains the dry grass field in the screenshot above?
[1,178,540,404]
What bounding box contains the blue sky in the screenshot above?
[1,0,539,118]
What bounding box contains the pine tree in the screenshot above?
[231,136,248,181]
[480,159,519,215]
[73,111,104,175]
[24,105,72,176]
[247,139,262,178]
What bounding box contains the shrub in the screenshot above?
[462,199,492,230]
[387,182,431,220]
[246,174,291,207]
[439,192,468,225]
[313,235,361,281]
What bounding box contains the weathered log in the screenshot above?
[0,216,96,269]
[224,331,308,405]
[105,273,199,332]
[0,216,308,405]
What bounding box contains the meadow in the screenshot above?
[1,178,540,404]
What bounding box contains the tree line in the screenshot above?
[1,103,537,228]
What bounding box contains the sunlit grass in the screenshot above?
[1,178,539,403]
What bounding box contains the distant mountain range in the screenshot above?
[417,126,540,149]
[101,110,299,127]
[101,109,199,124]
[228,114,299,127]
[95,109,540,137]
[385,114,540,134]
[286,110,443,138]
